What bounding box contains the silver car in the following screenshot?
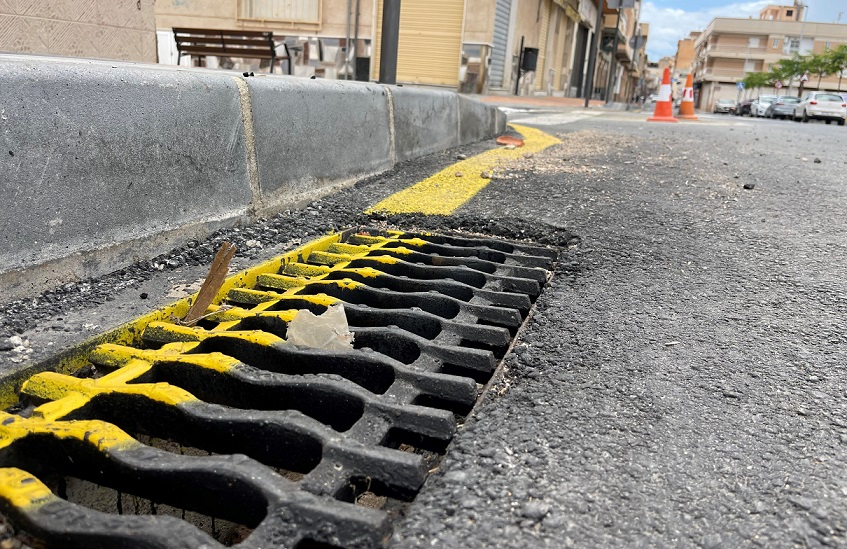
[751,95,777,117]
[765,96,801,119]
[793,92,847,125]
[713,99,736,114]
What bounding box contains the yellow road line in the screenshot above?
[366,124,561,215]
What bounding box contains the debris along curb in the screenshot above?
[0,54,507,301]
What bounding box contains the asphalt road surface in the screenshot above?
[390,109,847,548]
[2,106,846,548]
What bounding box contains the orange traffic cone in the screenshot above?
[678,73,698,120]
[648,67,678,123]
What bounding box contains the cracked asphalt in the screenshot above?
[2,108,846,547]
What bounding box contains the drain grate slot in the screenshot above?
[3,228,555,547]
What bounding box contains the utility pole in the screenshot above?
[583,0,605,107]
[514,36,525,96]
[605,7,621,104]
[379,0,401,84]
[345,0,352,80]
[353,0,361,79]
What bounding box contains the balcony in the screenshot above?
[237,0,321,26]
[703,44,769,58]
[698,67,750,80]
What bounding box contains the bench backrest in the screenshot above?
[173,28,276,60]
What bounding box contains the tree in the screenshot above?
[770,54,811,96]
[767,64,791,94]
[826,44,847,92]
[805,52,829,89]
[743,72,771,95]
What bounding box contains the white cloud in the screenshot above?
[641,1,772,60]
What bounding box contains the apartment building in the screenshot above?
[0,1,157,63]
[692,4,847,110]
[673,32,698,97]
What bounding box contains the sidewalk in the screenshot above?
[479,94,650,114]
[479,95,605,109]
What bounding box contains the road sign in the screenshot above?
[800,73,809,82]
[775,81,783,89]
[736,81,745,90]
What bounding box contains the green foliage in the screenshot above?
[741,71,771,92]
[743,48,847,95]
[824,44,847,91]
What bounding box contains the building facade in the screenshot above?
[673,32,698,97]
[155,0,376,79]
[154,0,618,97]
[0,0,157,63]
[692,5,847,110]
[592,0,648,102]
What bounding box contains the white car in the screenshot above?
[793,91,847,125]
[751,95,777,117]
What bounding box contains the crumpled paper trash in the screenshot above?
[286,303,354,351]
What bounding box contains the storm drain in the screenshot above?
[1,228,555,548]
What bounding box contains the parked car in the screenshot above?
[735,98,754,116]
[751,95,778,117]
[713,99,736,114]
[764,96,801,119]
[793,91,847,125]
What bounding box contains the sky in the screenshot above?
[642,0,846,60]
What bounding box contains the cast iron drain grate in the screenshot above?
[1,228,556,548]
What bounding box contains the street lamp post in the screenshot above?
[786,1,807,96]
[378,0,401,84]
[583,0,606,108]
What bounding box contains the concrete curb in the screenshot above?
[0,55,505,300]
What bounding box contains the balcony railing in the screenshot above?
[237,0,321,25]
[702,45,769,56]
[699,67,750,79]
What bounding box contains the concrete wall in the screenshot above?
[0,54,504,300]
[0,0,157,62]
[463,0,496,45]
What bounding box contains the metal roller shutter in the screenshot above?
[490,0,512,88]
[372,0,466,87]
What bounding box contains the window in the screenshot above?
[786,9,793,16]
[238,0,321,24]
[749,37,760,47]
[826,41,832,50]
[788,37,800,52]
[772,38,780,48]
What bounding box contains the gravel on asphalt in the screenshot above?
[391,117,847,548]
[2,113,846,548]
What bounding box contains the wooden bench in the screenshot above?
[173,28,290,73]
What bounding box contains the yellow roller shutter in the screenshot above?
[535,0,551,90]
[373,0,466,87]
[552,12,565,90]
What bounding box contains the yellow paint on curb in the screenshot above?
[366,124,561,215]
